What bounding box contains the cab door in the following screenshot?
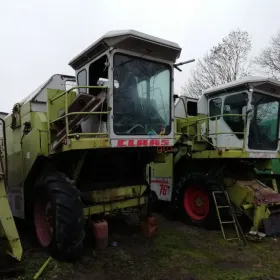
[208,93,248,149]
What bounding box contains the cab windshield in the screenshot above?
[248,92,280,150]
[113,53,171,136]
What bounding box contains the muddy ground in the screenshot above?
[3,213,280,280]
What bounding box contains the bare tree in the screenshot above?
[255,30,280,80]
[182,29,252,98]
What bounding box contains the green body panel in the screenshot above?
[224,179,272,231]
[0,117,23,261]
[150,153,173,178]
[61,137,111,151]
[84,196,147,216]
[271,160,280,174]
[0,178,23,261]
[91,185,146,203]
[5,86,149,219]
[5,107,49,186]
[83,185,147,216]
[256,159,280,174]
[175,115,280,159]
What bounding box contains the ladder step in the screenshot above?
[213,191,223,194]
[221,221,235,224]
[226,238,240,241]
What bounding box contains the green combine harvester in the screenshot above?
[3,30,180,260]
[149,77,280,240]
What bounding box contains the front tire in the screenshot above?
[33,172,85,261]
[177,177,224,229]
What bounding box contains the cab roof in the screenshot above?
[203,76,280,97]
[69,29,181,70]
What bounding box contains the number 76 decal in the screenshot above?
[160,183,168,195]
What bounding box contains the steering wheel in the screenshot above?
[125,124,145,134]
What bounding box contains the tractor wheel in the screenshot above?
[33,172,85,261]
[177,178,223,229]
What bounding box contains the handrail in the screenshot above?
[186,113,245,123]
[176,113,247,152]
[50,85,108,103]
[175,113,245,122]
[49,86,110,145]
[200,114,246,150]
[68,133,108,137]
[50,111,109,124]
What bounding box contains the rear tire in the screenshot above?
[33,172,85,261]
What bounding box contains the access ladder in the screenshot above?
[212,190,247,246]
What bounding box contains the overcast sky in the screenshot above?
[0,0,279,112]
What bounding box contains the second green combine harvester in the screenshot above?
[150,77,280,239]
[4,30,180,260]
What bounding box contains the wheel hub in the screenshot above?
[195,197,203,207]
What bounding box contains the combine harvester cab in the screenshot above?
[150,77,280,239]
[4,30,180,260]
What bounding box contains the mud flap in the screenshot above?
[263,215,280,236]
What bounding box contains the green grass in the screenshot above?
[152,227,280,280]
[9,217,280,280]
[18,254,75,280]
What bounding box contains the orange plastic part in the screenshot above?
[92,219,108,249]
[141,216,158,237]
